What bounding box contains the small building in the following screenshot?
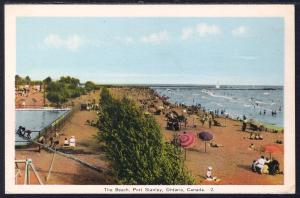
[33,85,41,91]
[78,83,85,88]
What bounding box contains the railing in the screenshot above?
[40,104,80,138]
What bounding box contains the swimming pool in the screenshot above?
[15,109,70,146]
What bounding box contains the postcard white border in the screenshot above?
[5,4,295,194]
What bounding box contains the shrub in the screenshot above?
[98,87,194,184]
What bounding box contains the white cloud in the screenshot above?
[140,31,170,44]
[180,23,221,40]
[115,36,134,44]
[196,23,221,37]
[124,37,134,44]
[181,27,194,40]
[44,34,63,48]
[43,34,85,51]
[65,35,85,51]
[232,26,248,37]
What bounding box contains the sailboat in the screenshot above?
[216,82,220,89]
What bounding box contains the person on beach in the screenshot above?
[201,117,205,126]
[64,138,69,146]
[49,137,54,147]
[184,118,188,128]
[38,135,45,152]
[206,166,220,181]
[268,159,280,175]
[255,133,263,140]
[69,136,76,147]
[24,130,32,139]
[16,126,25,136]
[208,117,212,128]
[251,160,257,172]
[263,110,266,115]
[242,120,247,131]
[248,143,255,150]
[206,166,214,179]
[253,156,266,173]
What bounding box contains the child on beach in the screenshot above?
[206,166,220,182]
[201,117,205,126]
[64,138,69,146]
[69,136,76,147]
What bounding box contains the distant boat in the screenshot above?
[216,84,220,89]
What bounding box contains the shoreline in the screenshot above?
[149,87,284,132]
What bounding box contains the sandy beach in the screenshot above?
[15,87,284,185]
[109,87,284,185]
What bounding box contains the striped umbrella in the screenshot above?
[178,131,196,159]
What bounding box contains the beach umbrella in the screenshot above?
[262,144,283,160]
[178,131,196,159]
[198,131,214,152]
[179,131,196,148]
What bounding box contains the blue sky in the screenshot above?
[16,17,284,85]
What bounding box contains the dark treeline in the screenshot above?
[97,87,194,184]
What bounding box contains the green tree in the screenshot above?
[43,76,52,85]
[85,81,96,92]
[25,76,31,84]
[46,92,67,106]
[15,75,22,87]
[98,88,194,185]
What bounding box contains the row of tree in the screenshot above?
[46,76,99,105]
[15,75,42,86]
[15,75,99,106]
[97,87,194,184]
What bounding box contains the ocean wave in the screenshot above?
[201,89,233,100]
[255,100,267,104]
[215,103,223,107]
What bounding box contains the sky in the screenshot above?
[16,17,284,85]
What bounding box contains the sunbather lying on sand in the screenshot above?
[210,142,223,148]
[248,143,255,150]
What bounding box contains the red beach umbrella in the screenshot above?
[262,144,283,160]
[198,131,214,152]
[178,131,196,148]
[178,131,196,159]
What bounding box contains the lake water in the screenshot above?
[15,109,70,145]
[151,85,283,127]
